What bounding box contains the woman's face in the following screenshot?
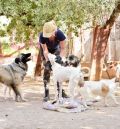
[49,32,55,40]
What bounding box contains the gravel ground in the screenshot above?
[0,77,120,129]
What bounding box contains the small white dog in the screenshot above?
[80,78,119,106]
[48,53,84,102]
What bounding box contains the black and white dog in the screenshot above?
[48,53,84,103]
[55,54,80,67]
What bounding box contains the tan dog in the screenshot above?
[0,53,31,102]
[80,78,119,106]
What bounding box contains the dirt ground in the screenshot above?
[0,77,120,129]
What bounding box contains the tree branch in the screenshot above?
[104,0,120,28]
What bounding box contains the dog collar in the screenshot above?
[18,65,26,71]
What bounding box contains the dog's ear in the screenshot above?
[76,59,80,65]
[25,53,31,57]
[15,58,20,64]
[55,55,63,64]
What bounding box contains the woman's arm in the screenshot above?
[59,40,66,57]
[40,43,49,61]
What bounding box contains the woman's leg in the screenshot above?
[43,61,52,101]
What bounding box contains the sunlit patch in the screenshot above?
[95,111,106,114]
[15,102,31,108]
[0,119,6,122]
[81,126,93,129]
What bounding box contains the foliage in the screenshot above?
[0,0,116,41]
[1,42,12,53]
[0,29,6,36]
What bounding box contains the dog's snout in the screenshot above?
[26,53,31,57]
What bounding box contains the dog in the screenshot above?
[3,85,12,99]
[55,54,80,67]
[115,63,120,85]
[0,53,31,102]
[80,78,119,106]
[48,53,84,103]
[65,54,80,67]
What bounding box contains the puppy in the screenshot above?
[48,53,84,103]
[80,78,119,106]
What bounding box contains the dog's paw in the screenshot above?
[21,99,28,102]
[51,100,57,104]
[58,98,64,104]
[43,97,50,102]
[104,104,109,107]
[15,97,28,102]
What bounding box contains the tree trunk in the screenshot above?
[90,1,120,80]
[66,25,74,56]
[34,49,42,76]
[0,42,2,54]
[90,26,110,80]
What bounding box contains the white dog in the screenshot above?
[48,53,84,102]
[80,78,119,106]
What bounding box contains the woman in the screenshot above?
[39,20,68,101]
